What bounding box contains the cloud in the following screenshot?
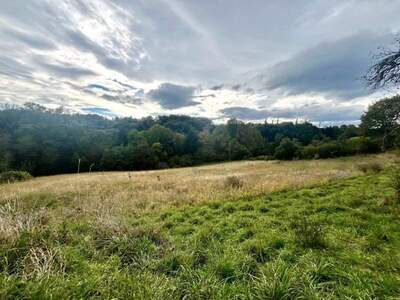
[249,31,395,99]
[147,83,199,109]
[86,84,114,92]
[1,0,400,122]
[0,26,55,50]
[81,107,118,117]
[34,60,97,79]
[100,94,143,105]
[0,56,34,80]
[220,107,270,120]
[220,103,364,123]
[210,84,224,91]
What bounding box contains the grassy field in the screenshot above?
[1,153,400,299]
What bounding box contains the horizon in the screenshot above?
[1,1,399,124]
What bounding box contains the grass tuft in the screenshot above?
[356,162,383,173]
[224,175,244,189]
[291,217,326,249]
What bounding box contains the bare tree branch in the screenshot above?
[365,38,400,89]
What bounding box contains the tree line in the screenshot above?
[0,95,399,176]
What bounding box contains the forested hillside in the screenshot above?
[1,95,398,176]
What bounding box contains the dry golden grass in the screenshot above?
[0,153,396,222]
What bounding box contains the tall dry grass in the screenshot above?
[0,153,396,232]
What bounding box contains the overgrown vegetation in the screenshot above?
[356,161,383,173]
[0,156,399,298]
[1,95,398,176]
[0,171,32,184]
[224,176,243,189]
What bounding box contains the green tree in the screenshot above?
[274,138,301,160]
[361,95,400,150]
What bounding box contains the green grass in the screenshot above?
[1,170,400,299]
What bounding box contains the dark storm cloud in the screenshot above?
[220,104,363,123]
[147,83,199,109]
[249,31,395,99]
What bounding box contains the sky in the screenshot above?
[0,0,399,124]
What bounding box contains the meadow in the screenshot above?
[1,153,400,299]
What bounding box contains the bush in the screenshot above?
[274,138,301,160]
[0,171,32,184]
[317,142,347,158]
[356,162,383,174]
[224,176,243,189]
[358,137,381,154]
[301,145,319,159]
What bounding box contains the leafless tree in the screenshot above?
[365,38,400,89]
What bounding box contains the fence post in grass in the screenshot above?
[77,158,81,174]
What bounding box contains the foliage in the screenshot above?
[0,103,395,176]
[0,171,32,184]
[361,95,400,150]
[273,138,301,160]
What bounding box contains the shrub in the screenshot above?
[356,162,383,174]
[346,137,380,154]
[224,176,243,189]
[291,217,326,249]
[317,142,347,158]
[302,145,319,159]
[274,138,301,160]
[0,171,32,184]
[358,137,381,154]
